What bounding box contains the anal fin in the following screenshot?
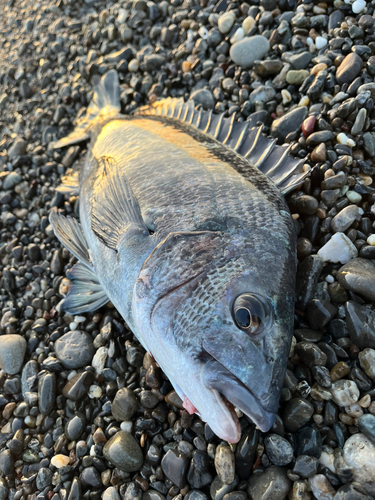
[92,156,150,251]
[63,263,108,314]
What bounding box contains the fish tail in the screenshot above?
[52,70,121,149]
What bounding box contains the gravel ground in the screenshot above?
[1,0,375,499]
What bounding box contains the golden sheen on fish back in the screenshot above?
[50,70,308,443]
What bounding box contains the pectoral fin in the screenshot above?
[49,211,92,269]
[63,263,109,314]
[92,156,150,251]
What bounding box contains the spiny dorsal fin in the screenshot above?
[49,211,92,269]
[91,156,150,251]
[56,170,80,196]
[62,262,108,314]
[136,98,309,195]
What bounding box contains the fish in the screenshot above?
[49,70,308,443]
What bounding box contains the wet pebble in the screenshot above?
[161,449,189,489]
[103,431,143,472]
[330,380,359,406]
[264,434,294,466]
[247,467,291,500]
[337,259,375,302]
[0,334,27,375]
[284,397,314,432]
[55,330,95,369]
[214,444,235,485]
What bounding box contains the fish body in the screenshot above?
[50,71,307,442]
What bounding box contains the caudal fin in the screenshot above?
[52,70,121,149]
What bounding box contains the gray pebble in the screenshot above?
[190,89,215,110]
[247,467,291,500]
[230,36,270,68]
[38,372,56,416]
[337,258,375,301]
[103,431,143,472]
[0,335,27,375]
[111,387,138,420]
[331,206,359,233]
[264,434,294,466]
[55,330,95,369]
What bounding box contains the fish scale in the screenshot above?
[50,70,306,443]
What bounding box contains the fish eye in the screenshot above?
[233,294,271,334]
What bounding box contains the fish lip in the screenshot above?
[201,357,275,434]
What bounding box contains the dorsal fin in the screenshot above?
[136,98,309,195]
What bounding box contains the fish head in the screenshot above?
[134,227,296,442]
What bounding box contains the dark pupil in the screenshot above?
[235,308,251,328]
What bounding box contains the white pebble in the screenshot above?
[69,322,78,331]
[74,315,86,324]
[317,232,358,264]
[121,421,133,432]
[92,346,108,375]
[367,234,375,246]
[128,59,139,72]
[117,9,128,23]
[337,132,356,147]
[343,434,375,483]
[346,191,362,204]
[199,26,208,39]
[319,449,336,473]
[218,11,236,34]
[51,454,70,468]
[281,89,292,105]
[89,385,102,398]
[230,27,244,44]
[352,0,366,13]
[325,274,334,283]
[242,16,255,36]
[306,37,314,46]
[315,36,327,49]
[330,379,360,406]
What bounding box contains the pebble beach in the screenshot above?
[1,0,375,498]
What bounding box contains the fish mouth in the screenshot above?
[201,358,275,435]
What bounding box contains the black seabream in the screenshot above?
[50,70,308,442]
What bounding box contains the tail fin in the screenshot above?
[52,70,121,149]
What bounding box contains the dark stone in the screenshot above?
[161,449,189,489]
[358,414,375,444]
[336,53,364,85]
[80,466,102,488]
[38,373,56,416]
[295,256,325,310]
[112,388,138,420]
[306,299,337,329]
[306,130,334,146]
[297,427,322,458]
[337,258,375,301]
[264,434,294,466]
[283,398,314,432]
[345,301,375,349]
[247,467,291,500]
[0,450,14,475]
[62,371,95,400]
[294,342,328,367]
[65,412,86,441]
[187,450,213,489]
[293,455,319,478]
[103,431,143,472]
[235,426,259,479]
[270,106,308,143]
[210,475,238,500]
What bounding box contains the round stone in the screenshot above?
[317,233,358,265]
[336,53,364,85]
[337,258,375,302]
[0,335,27,375]
[111,388,138,421]
[343,433,375,483]
[359,348,375,379]
[247,466,291,500]
[331,205,359,233]
[103,431,143,472]
[218,12,236,34]
[283,398,314,432]
[55,330,95,369]
[330,380,360,406]
[190,89,214,110]
[161,449,189,489]
[264,434,294,466]
[230,36,270,68]
[214,445,235,485]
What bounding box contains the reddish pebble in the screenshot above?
[302,115,316,137]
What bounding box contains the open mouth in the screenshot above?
[201,358,275,434]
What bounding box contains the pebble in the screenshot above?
[210,474,238,500]
[330,380,359,406]
[247,467,291,500]
[218,12,236,34]
[0,450,14,475]
[51,454,70,468]
[38,372,56,415]
[284,397,314,432]
[352,0,366,14]
[270,106,308,142]
[293,455,319,478]
[230,36,270,68]
[112,388,139,420]
[161,449,189,489]
[358,348,375,379]
[336,53,364,85]
[214,445,235,485]
[358,414,375,444]
[345,301,375,349]
[65,412,86,441]
[309,474,336,500]
[54,330,95,369]
[337,258,375,301]
[190,89,215,110]
[264,434,294,466]
[331,206,359,233]
[0,334,27,375]
[103,431,143,472]
[317,233,358,264]
[343,433,375,483]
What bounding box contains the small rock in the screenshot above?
[343,433,375,483]
[264,434,294,466]
[230,36,270,68]
[358,414,375,444]
[218,12,236,34]
[247,467,291,500]
[0,335,27,375]
[337,258,375,301]
[215,445,235,485]
[345,301,375,349]
[103,431,143,472]
[8,138,27,158]
[330,380,359,406]
[190,89,214,110]
[38,372,56,416]
[51,454,70,468]
[336,53,363,85]
[112,388,138,421]
[55,330,95,369]
[271,106,308,142]
[284,397,314,432]
[359,348,375,379]
[318,233,358,265]
[309,474,336,500]
[161,449,189,489]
